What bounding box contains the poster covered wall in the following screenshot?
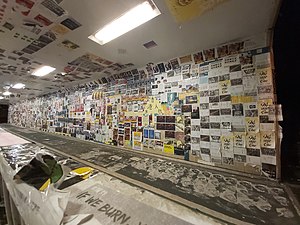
[8,33,279,178]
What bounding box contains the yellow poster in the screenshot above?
[246,133,261,149]
[219,80,230,95]
[133,132,142,141]
[124,140,131,148]
[258,99,273,116]
[257,67,273,86]
[260,131,275,149]
[231,96,256,104]
[233,132,246,148]
[161,103,174,115]
[179,92,199,100]
[245,117,259,133]
[133,140,142,150]
[51,24,70,36]
[143,115,149,126]
[144,97,163,115]
[164,144,174,154]
[221,135,234,151]
[165,0,228,23]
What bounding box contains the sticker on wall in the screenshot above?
[51,24,70,36]
[13,32,35,42]
[240,52,253,65]
[193,51,204,64]
[261,148,275,161]
[61,17,81,30]
[41,0,66,16]
[59,40,80,50]
[21,20,43,34]
[217,45,229,58]
[258,99,273,116]
[246,148,261,165]
[16,0,35,9]
[221,134,234,152]
[179,54,192,64]
[34,14,53,26]
[258,85,274,99]
[245,117,259,133]
[257,67,272,86]
[181,64,191,79]
[164,143,174,154]
[164,61,172,72]
[133,140,142,150]
[260,131,275,149]
[228,42,244,55]
[246,133,260,149]
[145,63,154,76]
[219,80,230,95]
[170,58,180,70]
[203,48,216,61]
[233,132,246,148]
[165,0,228,23]
[3,22,14,30]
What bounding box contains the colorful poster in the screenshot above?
[149,129,155,139]
[163,144,174,154]
[193,52,204,64]
[133,132,142,141]
[133,140,142,150]
[143,129,149,138]
[165,0,228,23]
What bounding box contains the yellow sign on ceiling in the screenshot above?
[165,0,228,23]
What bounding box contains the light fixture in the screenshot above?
[89,0,161,45]
[0,96,4,100]
[32,65,56,77]
[12,83,25,89]
[61,72,66,76]
[3,91,12,96]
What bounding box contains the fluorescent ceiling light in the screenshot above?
[0,96,4,100]
[32,66,56,77]
[3,91,11,96]
[89,0,161,45]
[12,83,25,89]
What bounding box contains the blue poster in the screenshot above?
[144,129,149,138]
[149,129,155,139]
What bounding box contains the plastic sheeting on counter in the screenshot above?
[0,132,218,225]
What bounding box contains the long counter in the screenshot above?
[0,128,219,225]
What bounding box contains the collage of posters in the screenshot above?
[9,33,279,178]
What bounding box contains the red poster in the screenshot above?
[138,116,142,126]
[16,0,35,9]
[34,14,53,26]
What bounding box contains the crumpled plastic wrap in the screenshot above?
[0,145,70,225]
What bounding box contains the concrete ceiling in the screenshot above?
[0,0,280,103]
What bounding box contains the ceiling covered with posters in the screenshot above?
[0,0,280,103]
